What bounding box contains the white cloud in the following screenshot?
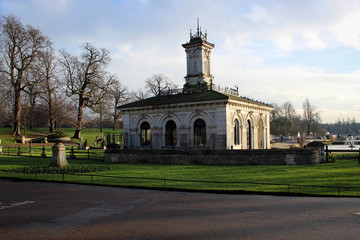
[245,4,273,23]
[300,29,326,49]
[330,9,360,49]
[271,32,295,51]
[212,59,360,122]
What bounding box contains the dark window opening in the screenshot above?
[194,119,206,147]
[234,119,240,145]
[166,120,177,146]
[140,122,151,146]
[247,120,252,149]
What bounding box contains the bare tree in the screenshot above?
[90,83,114,133]
[22,70,41,133]
[270,103,281,121]
[91,99,108,133]
[303,98,321,135]
[281,102,297,121]
[145,73,177,96]
[109,79,130,130]
[52,94,76,130]
[132,88,149,101]
[60,43,114,139]
[0,81,12,127]
[0,15,50,136]
[36,47,61,133]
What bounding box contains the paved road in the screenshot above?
[1,179,360,240]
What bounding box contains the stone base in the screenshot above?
[50,143,68,167]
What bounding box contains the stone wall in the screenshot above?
[104,148,321,165]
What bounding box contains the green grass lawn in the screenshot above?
[0,154,359,197]
[0,127,120,146]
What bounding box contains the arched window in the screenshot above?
[166,120,177,146]
[194,119,206,147]
[234,119,240,145]
[140,122,151,146]
[247,119,252,149]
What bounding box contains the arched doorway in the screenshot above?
[247,119,252,149]
[140,122,151,146]
[194,119,206,147]
[165,120,177,147]
[234,119,240,146]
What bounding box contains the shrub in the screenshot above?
[6,165,109,174]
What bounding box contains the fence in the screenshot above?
[1,170,360,197]
[106,133,124,147]
[0,145,105,160]
[325,145,360,163]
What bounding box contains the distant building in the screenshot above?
[119,24,274,150]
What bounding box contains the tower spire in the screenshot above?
[197,17,200,36]
[190,18,207,41]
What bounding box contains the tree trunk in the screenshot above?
[49,118,55,133]
[100,112,104,133]
[29,97,36,129]
[24,120,27,135]
[307,122,311,135]
[73,129,81,139]
[48,97,55,133]
[12,84,22,136]
[73,96,84,139]
[113,107,118,131]
[113,120,117,131]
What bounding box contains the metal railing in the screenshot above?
[0,145,105,160]
[325,145,360,163]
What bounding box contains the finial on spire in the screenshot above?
[197,17,200,36]
[190,18,207,41]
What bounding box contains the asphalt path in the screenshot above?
[1,179,360,240]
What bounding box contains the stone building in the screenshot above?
[119,25,274,150]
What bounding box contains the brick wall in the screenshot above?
[104,148,321,165]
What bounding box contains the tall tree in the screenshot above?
[0,15,50,136]
[60,43,114,139]
[109,79,130,130]
[270,103,281,122]
[303,98,321,135]
[22,70,41,132]
[280,101,300,135]
[281,102,297,121]
[36,47,60,133]
[90,83,114,133]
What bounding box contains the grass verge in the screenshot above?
[0,154,359,197]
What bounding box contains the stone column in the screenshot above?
[253,126,259,149]
[178,127,189,149]
[241,126,247,149]
[151,127,162,149]
[50,142,68,167]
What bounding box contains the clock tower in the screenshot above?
[182,20,214,92]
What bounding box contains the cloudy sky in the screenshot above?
[1,0,360,123]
